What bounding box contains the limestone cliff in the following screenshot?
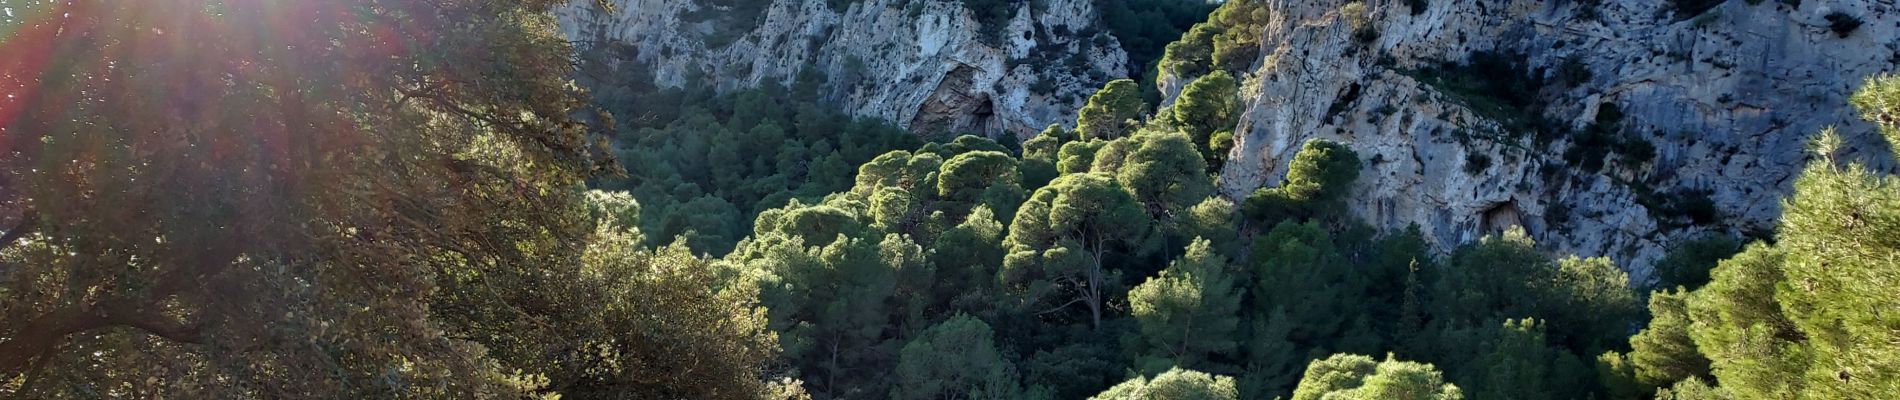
[554,0,1127,137]
[1200,0,1897,279]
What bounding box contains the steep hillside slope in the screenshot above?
[555,0,1128,137]
[1185,0,1895,278]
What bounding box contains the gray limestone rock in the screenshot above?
[1203,0,1896,281]
[554,0,1128,138]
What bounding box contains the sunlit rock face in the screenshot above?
[1185,0,1896,280]
[554,0,1128,138]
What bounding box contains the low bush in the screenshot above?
[1826,12,1864,38]
[1668,0,1727,19]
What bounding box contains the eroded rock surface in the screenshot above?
[555,0,1128,137]
[1202,0,1897,279]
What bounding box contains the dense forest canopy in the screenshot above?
[4,0,1900,399]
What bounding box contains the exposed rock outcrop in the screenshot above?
[1203,0,1897,279]
[554,0,1128,138]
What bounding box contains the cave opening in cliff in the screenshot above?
[971,96,997,137]
[1482,201,1523,234]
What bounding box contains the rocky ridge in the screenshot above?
[1196,0,1897,279]
[554,0,1128,138]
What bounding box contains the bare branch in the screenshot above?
[1035,297,1086,316]
[0,298,203,376]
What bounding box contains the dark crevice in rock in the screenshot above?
[909,65,1002,138]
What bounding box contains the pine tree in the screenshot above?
[1178,197,1242,258]
[930,206,1009,313]
[1466,319,1557,400]
[1685,244,1805,399]
[1289,354,1463,400]
[1433,229,1638,354]
[1681,76,1900,398]
[1169,71,1241,168]
[1021,125,1070,189]
[1240,309,1304,399]
[1249,221,1361,350]
[1396,261,1428,354]
[1076,79,1148,141]
[892,315,1025,400]
[1648,235,1741,291]
[1091,367,1239,400]
[727,200,925,397]
[1129,239,1246,373]
[1060,139,1111,174]
[938,150,1027,219]
[1243,139,1362,225]
[1551,255,1642,352]
[1001,173,1153,329]
[1627,288,1711,390]
[1654,377,1732,400]
[1114,131,1215,217]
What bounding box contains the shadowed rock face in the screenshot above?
[1184,0,1897,280]
[554,0,1128,139]
[909,64,1001,137]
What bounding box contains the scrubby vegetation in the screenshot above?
[684,0,782,46]
[1565,103,1657,174]
[1647,234,1742,291]
[1407,51,1564,144]
[1095,0,1218,78]
[1667,0,1728,19]
[1156,0,1270,79]
[578,52,921,254]
[1826,11,1864,38]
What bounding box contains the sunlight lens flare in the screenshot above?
[0,0,67,137]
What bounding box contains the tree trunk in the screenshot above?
[0,301,202,376]
[1088,235,1106,330]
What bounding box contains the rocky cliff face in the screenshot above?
[1202,0,1897,279]
[554,0,1127,138]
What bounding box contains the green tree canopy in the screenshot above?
[727,199,928,397]
[1289,354,1463,400]
[1178,197,1241,258]
[891,314,1025,400]
[1129,239,1245,374]
[1076,79,1148,141]
[1059,139,1111,175]
[1155,0,1268,77]
[1433,229,1639,354]
[1243,139,1362,225]
[1626,288,1712,391]
[1169,71,1241,168]
[1685,244,1804,399]
[1115,131,1215,217]
[938,150,1027,220]
[1648,235,1742,291]
[0,0,617,396]
[1654,377,1732,400]
[585,58,918,254]
[508,221,783,399]
[1850,75,1900,150]
[1002,173,1152,329]
[1248,221,1379,353]
[1021,125,1069,189]
[1679,76,1900,399]
[1090,367,1239,400]
[929,206,1009,313]
[1459,319,1591,400]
